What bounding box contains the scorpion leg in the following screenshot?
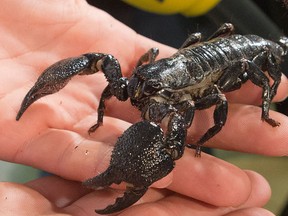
[244,60,280,126]
[187,87,228,157]
[136,47,159,67]
[207,23,234,40]
[145,101,176,123]
[145,101,192,159]
[88,54,129,133]
[180,32,202,49]
[266,58,281,100]
[174,100,195,128]
[83,120,174,214]
[264,54,281,100]
[179,23,234,49]
[165,112,188,160]
[217,61,248,92]
[88,85,112,134]
[252,51,282,100]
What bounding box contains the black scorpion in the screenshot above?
[16,23,288,214]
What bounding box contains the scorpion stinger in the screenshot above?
[83,120,175,214]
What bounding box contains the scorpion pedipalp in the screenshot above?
[82,166,148,215]
[83,120,174,214]
[16,53,129,134]
[16,54,104,120]
[95,187,148,214]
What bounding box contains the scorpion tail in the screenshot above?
[95,186,148,214]
[278,36,288,55]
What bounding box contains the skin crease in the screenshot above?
[0,0,288,215]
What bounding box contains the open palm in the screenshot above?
[0,0,287,215]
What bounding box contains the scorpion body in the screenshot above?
[16,23,288,214]
[137,34,282,91]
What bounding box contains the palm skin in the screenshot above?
[0,0,287,215]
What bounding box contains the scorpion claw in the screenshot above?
[16,84,45,121]
[16,56,95,120]
[83,121,174,214]
[95,186,148,214]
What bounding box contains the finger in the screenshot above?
[26,175,165,215]
[62,187,171,215]
[167,151,252,207]
[0,179,102,215]
[223,208,275,216]
[25,175,90,208]
[238,170,271,208]
[198,104,288,155]
[0,182,56,215]
[119,170,271,216]
[64,189,123,215]
[120,192,269,216]
[124,198,274,216]
[225,74,288,104]
[9,126,118,181]
[159,158,271,208]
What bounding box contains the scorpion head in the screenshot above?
[127,74,163,102]
[127,57,184,102]
[83,120,174,214]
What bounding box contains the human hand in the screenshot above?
[0,0,287,215]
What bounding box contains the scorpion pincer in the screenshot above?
[16,23,288,214]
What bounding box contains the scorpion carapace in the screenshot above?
[16,23,288,214]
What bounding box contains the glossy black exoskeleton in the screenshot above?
[16,23,288,214]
